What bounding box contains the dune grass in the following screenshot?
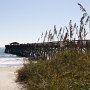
[16,3,90,90]
[17,49,90,90]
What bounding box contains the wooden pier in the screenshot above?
[5,40,90,60]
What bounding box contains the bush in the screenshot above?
[17,49,90,90]
[16,3,90,90]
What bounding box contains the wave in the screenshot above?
[0,48,24,67]
[0,57,24,67]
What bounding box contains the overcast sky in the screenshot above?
[0,0,90,47]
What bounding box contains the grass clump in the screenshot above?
[17,49,90,90]
[16,3,90,90]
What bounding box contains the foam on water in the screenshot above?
[0,47,24,67]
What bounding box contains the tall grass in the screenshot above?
[17,49,90,90]
[17,3,90,90]
[37,3,90,45]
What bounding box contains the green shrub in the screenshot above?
[16,3,90,89]
[17,50,90,90]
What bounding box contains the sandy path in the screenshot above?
[0,66,24,90]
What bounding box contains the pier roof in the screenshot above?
[10,42,19,45]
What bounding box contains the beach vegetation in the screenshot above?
[16,3,90,90]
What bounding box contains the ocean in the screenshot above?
[0,47,24,67]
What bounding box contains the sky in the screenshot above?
[0,0,90,47]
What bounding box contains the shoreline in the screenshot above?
[0,65,24,90]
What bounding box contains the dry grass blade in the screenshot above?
[50,34,54,41]
[37,37,40,42]
[79,25,82,40]
[57,27,62,41]
[69,20,73,40]
[43,30,48,42]
[76,26,78,37]
[48,29,52,41]
[78,3,86,13]
[85,16,90,25]
[60,28,64,41]
[74,23,76,28]
[80,15,85,24]
[41,32,43,38]
[54,25,57,35]
[64,32,68,41]
[84,28,88,40]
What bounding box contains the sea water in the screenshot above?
[0,47,24,67]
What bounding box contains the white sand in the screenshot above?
[0,66,24,90]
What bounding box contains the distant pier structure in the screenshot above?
[5,40,90,60]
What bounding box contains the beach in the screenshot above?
[0,66,24,90]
